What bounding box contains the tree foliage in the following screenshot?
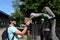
[19,0,60,15]
[49,0,60,14]
[11,0,24,24]
[12,0,60,25]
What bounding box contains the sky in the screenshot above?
[0,0,15,15]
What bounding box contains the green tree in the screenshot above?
[12,0,60,17]
[11,0,24,25]
[49,0,60,14]
[19,0,60,15]
[12,0,60,26]
[20,0,44,16]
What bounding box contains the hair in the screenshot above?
[9,21,11,24]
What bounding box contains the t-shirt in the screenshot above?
[8,25,18,40]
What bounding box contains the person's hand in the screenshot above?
[26,20,31,25]
[25,17,32,25]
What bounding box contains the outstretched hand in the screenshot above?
[25,17,32,25]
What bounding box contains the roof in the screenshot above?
[0,10,11,19]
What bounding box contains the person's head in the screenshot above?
[9,17,16,25]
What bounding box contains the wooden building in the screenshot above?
[0,10,10,28]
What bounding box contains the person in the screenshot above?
[8,17,32,40]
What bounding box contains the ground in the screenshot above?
[0,27,60,40]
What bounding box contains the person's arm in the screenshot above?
[15,19,31,35]
[15,26,28,35]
